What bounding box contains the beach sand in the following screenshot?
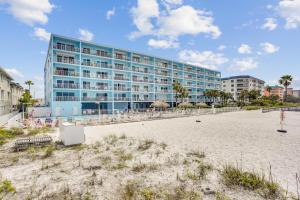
[85,110,300,193]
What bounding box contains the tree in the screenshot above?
[204,89,220,103]
[25,80,34,94]
[179,87,189,103]
[238,89,249,104]
[18,89,36,112]
[279,75,293,102]
[248,89,261,102]
[172,81,183,106]
[219,91,233,106]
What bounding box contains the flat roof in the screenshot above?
[50,34,221,74]
[221,75,265,83]
[0,66,13,80]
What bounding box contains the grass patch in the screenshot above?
[186,150,205,159]
[0,128,24,146]
[43,144,55,158]
[0,180,16,194]
[104,134,119,145]
[164,185,201,200]
[138,139,154,151]
[215,191,231,200]
[221,164,282,199]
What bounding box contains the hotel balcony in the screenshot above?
[56,59,80,65]
[54,70,79,77]
[81,61,112,69]
[114,97,131,101]
[114,76,130,81]
[132,97,154,101]
[114,87,131,91]
[156,80,170,85]
[55,96,79,101]
[132,78,152,83]
[114,54,130,61]
[156,90,171,93]
[82,73,111,80]
[82,96,111,101]
[53,83,79,89]
[114,65,131,71]
[132,67,153,74]
[82,85,111,91]
[82,49,112,58]
[53,44,80,52]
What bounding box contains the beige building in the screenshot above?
[0,67,23,116]
[221,75,265,100]
[10,82,24,110]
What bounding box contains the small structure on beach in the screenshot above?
[150,100,170,110]
[59,122,85,146]
[14,135,52,151]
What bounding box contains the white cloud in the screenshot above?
[238,44,252,54]
[217,45,226,51]
[231,58,258,71]
[34,27,50,41]
[4,68,24,79]
[157,5,221,39]
[277,0,300,29]
[0,0,54,26]
[79,29,94,41]
[262,18,278,31]
[130,1,221,48]
[130,0,160,39]
[148,38,179,48]
[178,50,228,70]
[106,7,115,20]
[260,42,280,54]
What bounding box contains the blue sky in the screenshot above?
[0,0,300,98]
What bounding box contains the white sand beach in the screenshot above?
[85,110,300,193]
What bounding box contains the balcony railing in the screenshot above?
[114,77,130,81]
[56,59,80,65]
[82,85,111,90]
[114,87,131,91]
[132,78,151,83]
[81,62,112,69]
[132,68,153,74]
[81,49,112,58]
[53,83,79,89]
[114,97,130,101]
[114,54,130,61]
[82,73,110,79]
[132,98,153,101]
[156,81,170,85]
[55,96,79,101]
[53,45,80,52]
[156,90,171,93]
[82,96,111,101]
[54,70,79,77]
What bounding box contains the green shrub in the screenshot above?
[243,106,261,110]
[221,164,282,199]
[43,144,55,158]
[0,180,16,194]
[138,139,154,151]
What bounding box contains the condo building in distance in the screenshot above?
[221,75,265,100]
[45,34,221,117]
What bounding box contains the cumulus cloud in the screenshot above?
[260,42,280,54]
[277,0,300,29]
[34,27,50,41]
[231,58,258,71]
[178,50,228,70]
[0,0,54,26]
[130,0,221,48]
[130,0,160,39]
[238,44,252,54]
[148,38,179,48]
[79,29,94,41]
[262,18,278,31]
[106,7,115,20]
[4,68,24,79]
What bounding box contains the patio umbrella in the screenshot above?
[150,100,170,109]
[178,102,194,108]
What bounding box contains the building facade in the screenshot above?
[264,85,293,100]
[293,90,300,98]
[0,67,23,116]
[221,75,265,100]
[45,34,221,117]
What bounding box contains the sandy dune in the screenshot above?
[85,110,300,193]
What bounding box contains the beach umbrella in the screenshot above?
[196,102,209,108]
[150,100,170,109]
[178,102,194,108]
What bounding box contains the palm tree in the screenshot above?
[248,89,261,102]
[25,80,34,94]
[179,87,189,103]
[279,75,293,102]
[204,89,219,103]
[172,81,183,106]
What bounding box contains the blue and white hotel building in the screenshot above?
[44,34,221,117]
